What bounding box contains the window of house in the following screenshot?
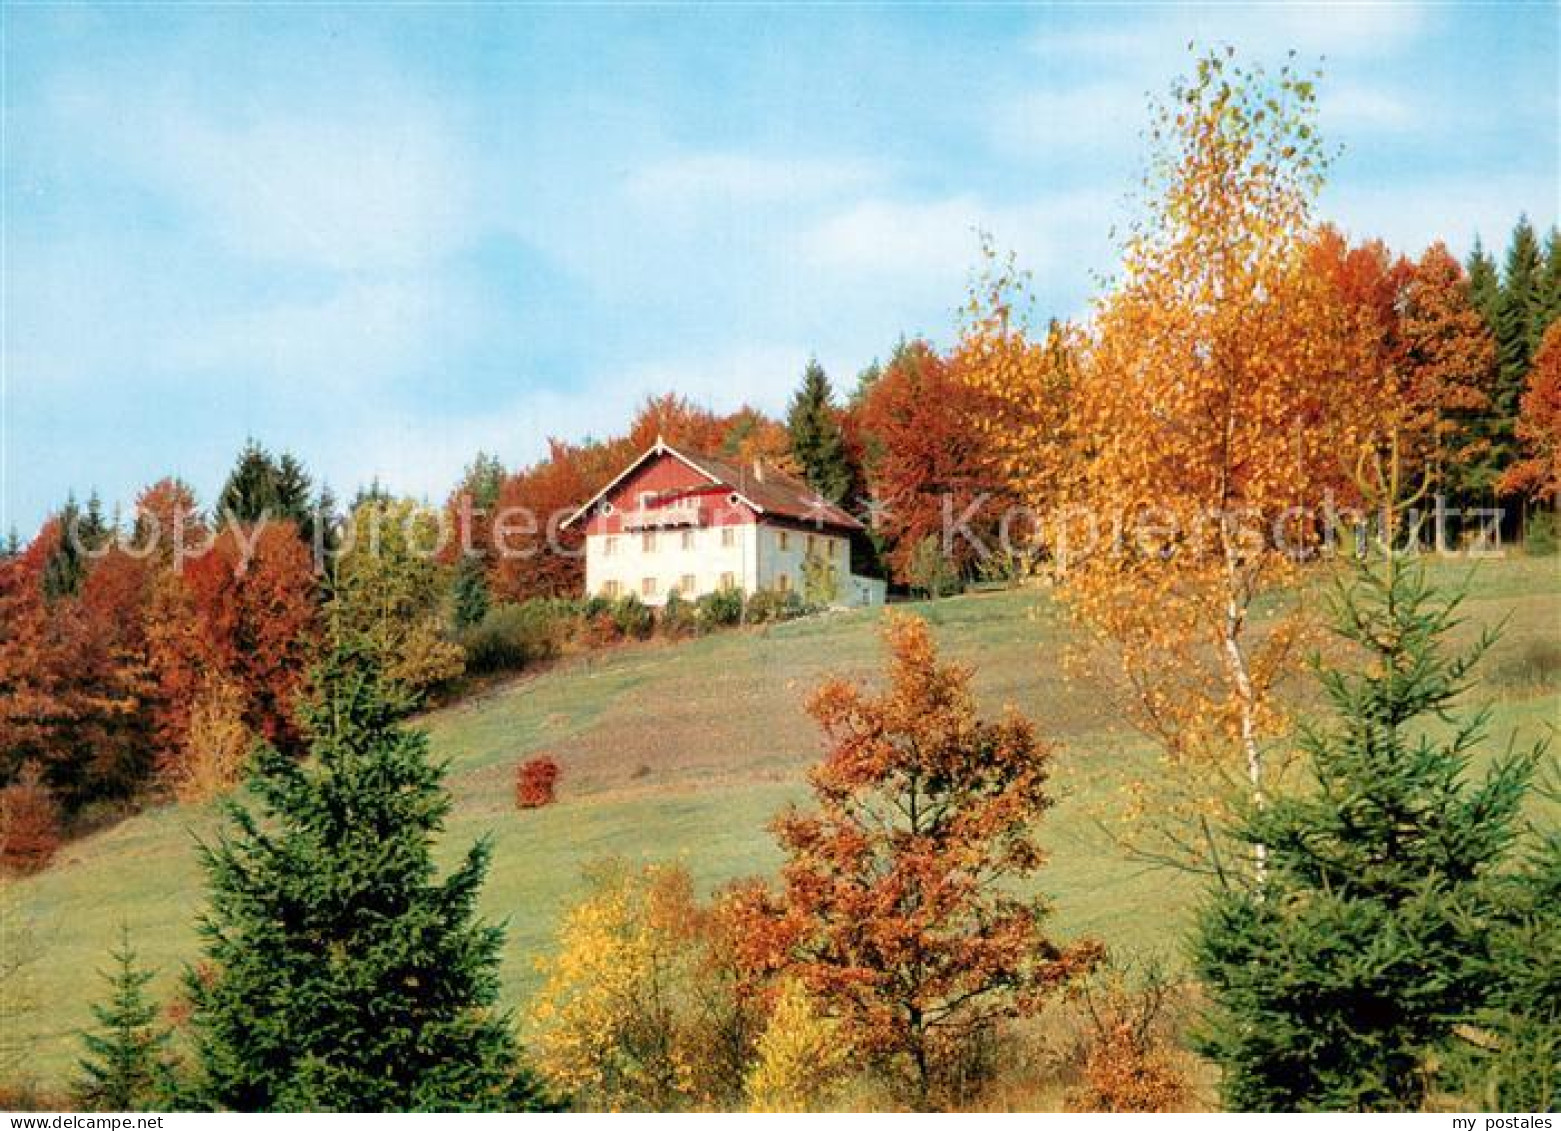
[806,534,818,557]
[602,580,621,598]
[776,573,791,593]
[680,573,696,594]
[681,530,694,550]
[642,577,658,598]
[721,527,736,548]
[638,491,655,510]
[642,532,656,553]
[720,571,736,589]
[777,531,790,552]
[603,536,618,557]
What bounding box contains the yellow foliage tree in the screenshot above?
[1058,49,1376,878]
[744,978,848,1113]
[529,862,704,1111]
[170,676,251,804]
[957,234,1080,572]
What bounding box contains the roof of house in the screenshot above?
[562,438,864,532]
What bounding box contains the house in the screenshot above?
[562,438,886,608]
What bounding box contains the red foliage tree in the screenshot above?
[0,763,62,873]
[761,614,1100,1106]
[1499,319,1561,505]
[854,342,1007,585]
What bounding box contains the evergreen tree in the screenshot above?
[74,926,174,1111]
[187,602,551,1111]
[785,358,852,503]
[217,438,282,524]
[1490,218,1545,469]
[41,494,89,602]
[451,555,491,631]
[1466,237,1501,329]
[273,453,315,530]
[458,452,506,511]
[1193,515,1546,1111]
[2,528,19,560]
[217,440,314,533]
[1536,227,1561,335]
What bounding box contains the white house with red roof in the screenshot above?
[562,438,886,608]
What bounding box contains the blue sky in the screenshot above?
[4,2,1557,535]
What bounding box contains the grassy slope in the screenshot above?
[8,556,1558,1084]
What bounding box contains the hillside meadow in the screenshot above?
[6,554,1558,1086]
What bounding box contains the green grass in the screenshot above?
[6,554,1558,1085]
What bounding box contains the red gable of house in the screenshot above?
[565,440,863,537]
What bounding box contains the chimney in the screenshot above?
[752,458,765,484]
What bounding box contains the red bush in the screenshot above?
[516,756,560,809]
[0,764,63,874]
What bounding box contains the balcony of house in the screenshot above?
[620,496,709,530]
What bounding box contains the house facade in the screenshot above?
[563,439,885,608]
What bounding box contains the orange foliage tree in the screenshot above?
[1400,242,1500,508]
[1060,50,1373,878]
[1498,319,1561,506]
[763,614,1100,1107]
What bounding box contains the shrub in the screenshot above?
[169,677,252,805]
[516,757,560,809]
[659,591,698,638]
[906,534,962,598]
[1064,963,1192,1113]
[801,556,840,608]
[695,587,744,629]
[611,594,654,640]
[460,601,569,675]
[745,978,847,1112]
[0,765,62,875]
[744,588,804,625]
[1490,636,1561,692]
[1525,509,1557,556]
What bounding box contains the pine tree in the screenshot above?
[1536,227,1561,335]
[186,601,551,1111]
[451,555,490,631]
[1466,237,1501,329]
[1193,481,1546,1111]
[273,453,314,530]
[216,439,281,524]
[1490,218,1545,471]
[41,494,88,602]
[785,358,852,503]
[74,926,174,1111]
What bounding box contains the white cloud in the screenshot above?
[163,276,473,389]
[48,78,477,273]
[1321,172,1559,258]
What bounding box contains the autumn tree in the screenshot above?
[1059,49,1371,878]
[1400,242,1500,510]
[488,441,608,604]
[530,861,759,1111]
[1498,319,1561,508]
[855,340,1007,586]
[765,614,1099,1107]
[957,236,1079,571]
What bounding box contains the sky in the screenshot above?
[3,2,1557,535]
